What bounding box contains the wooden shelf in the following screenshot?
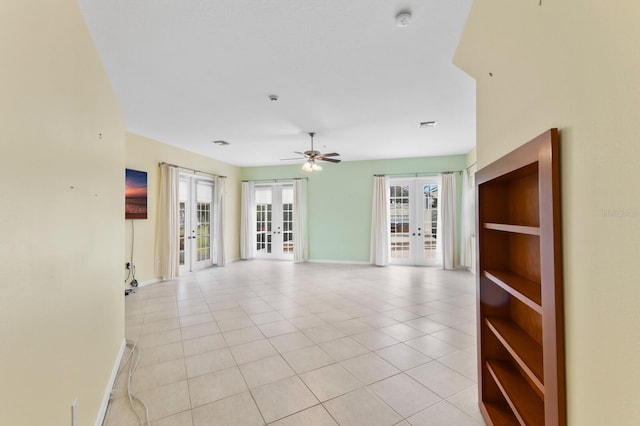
[485,317,544,393]
[486,360,544,426]
[484,223,541,236]
[476,129,564,425]
[484,402,519,425]
[483,269,542,313]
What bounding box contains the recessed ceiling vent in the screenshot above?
[419,121,438,128]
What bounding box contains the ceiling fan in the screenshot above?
[281,132,341,172]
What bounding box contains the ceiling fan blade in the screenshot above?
[318,152,340,157]
[280,157,305,161]
[319,157,341,163]
[293,151,306,156]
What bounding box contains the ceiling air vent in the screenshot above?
[419,121,437,128]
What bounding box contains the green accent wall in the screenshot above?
[242,155,467,263]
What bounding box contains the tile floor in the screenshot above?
[104,260,483,426]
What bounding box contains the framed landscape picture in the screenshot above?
[125,168,148,219]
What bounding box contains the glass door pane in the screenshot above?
[195,180,212,263]
[390,184,411,262]
[281,187,294,255]
[421,183,439,261]
[179,178,189,269]
[255,187,272,255]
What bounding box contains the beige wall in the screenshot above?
[455,0,640,424]
[0,1,126,425]
[125,133,241,284]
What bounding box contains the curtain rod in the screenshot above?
[465,162,478,172]
[243,177,308,183]
[374,170,461,177]
[159,162,226,178]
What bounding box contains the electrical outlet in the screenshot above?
[71,398,77,426]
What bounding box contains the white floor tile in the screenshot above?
[191,391,264,426]
[239,355,295,388]
[375,343,432,371]
[185,348,236,378]
[188,367,247,408]
[406,361,475,398]
[319,337,369,361]
[269,404,337,426]
[368,373,441,417]
[230,339,277,365]
[268,331,315,353]
[251,376,319,423]
[406,400,481,425]
[111,261,477,426]
[300,363,362,402]
[323,388,402,426]
[281,345,334,374]
[340,353,400,385]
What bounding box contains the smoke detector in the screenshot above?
[396,11,412,28]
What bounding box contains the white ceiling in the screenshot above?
[77,0,475,167]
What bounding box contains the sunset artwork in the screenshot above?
[125,169,148,219]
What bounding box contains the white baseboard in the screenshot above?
[308,259,370,265]
[125,277,162,289]
[138,277,161,287]
[95,338,126,426]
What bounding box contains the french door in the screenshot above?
[179,175,214,273]
[389,177,441,266]
[254,183,294,260]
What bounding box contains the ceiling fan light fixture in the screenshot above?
[286,132,340,171]
[302,159,323,172]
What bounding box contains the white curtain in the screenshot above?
[214,176,226,266]
[293,179,308,262]
[460,166,476,268]
[370,175,390,266]
[155,163,180,279]
[441,172,457,270]
[240,181,255,260]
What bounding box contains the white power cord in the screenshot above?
[109,340,150,425]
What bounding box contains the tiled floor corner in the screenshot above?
[103,261,482,425]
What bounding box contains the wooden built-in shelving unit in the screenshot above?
[476,129,565,425]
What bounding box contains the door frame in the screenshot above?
[179,174,215,274]
[254,182,294,261]
[389,177,442,266]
